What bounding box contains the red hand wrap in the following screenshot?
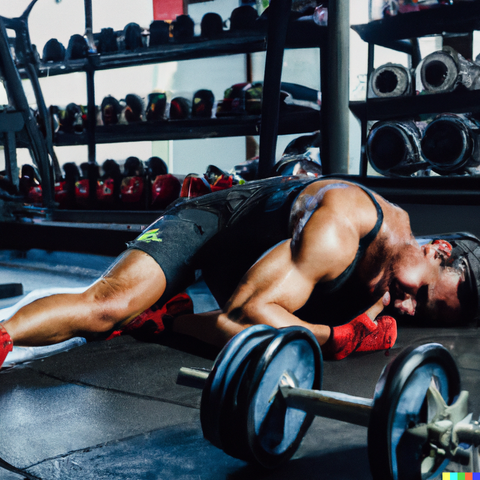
[356,316,397,353]
[0,324,13,368]
[322,314,397,361]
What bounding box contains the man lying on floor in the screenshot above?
[0,175,479,366]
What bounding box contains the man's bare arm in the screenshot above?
[178,187,376,347]
[175,185,389,349]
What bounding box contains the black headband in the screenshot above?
[452,237,480,324]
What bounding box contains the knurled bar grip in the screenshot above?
[279,386,373,428]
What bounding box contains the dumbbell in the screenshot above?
[42,38,65,63]
[177,324,479,479]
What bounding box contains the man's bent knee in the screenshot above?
[77,280,138,337]
[82,250,167,333]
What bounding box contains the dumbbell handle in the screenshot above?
[177,367,372,427]
[455,423,480,447]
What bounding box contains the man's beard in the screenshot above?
[369,252,412,317]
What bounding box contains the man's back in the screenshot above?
[200,177,412,325]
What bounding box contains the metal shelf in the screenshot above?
[350,89,480,122]
[351,2,480,177]
[328,174,480,205]
[53,109,321,146]
[351,2,480,46]
[21,21,326,79]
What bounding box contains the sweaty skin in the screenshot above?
[1,179,461,350]
[182,180,404,345]
[173,180,461,344]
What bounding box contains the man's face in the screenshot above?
[390,243,462,324]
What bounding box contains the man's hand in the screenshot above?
[322,292,396,360]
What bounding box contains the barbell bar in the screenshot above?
[177,325,477,479]
[178,366,373,427]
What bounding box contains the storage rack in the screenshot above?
[344,4,480,238]
[0,0,351,255]
[30,8,327,148]
[350,1,480,179]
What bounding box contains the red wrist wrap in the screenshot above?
[356,316,397,353]
[322,314,397,361]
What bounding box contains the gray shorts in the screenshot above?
[128,176,313,307]
[128,202,222,306]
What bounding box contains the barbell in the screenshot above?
[177,324,479,479]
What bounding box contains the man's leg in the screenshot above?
[2,249,167,346]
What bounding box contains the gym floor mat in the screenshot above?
[0,250,478,479]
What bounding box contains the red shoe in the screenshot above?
[106,292,193,341]
[0,324,13,367]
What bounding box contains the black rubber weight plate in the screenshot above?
[200,324,276,450]
[246,326,323,468]
[367,343,461,480]
[218,329,278,462]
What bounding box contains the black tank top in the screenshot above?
[310,183,384,293]
[198,175,383,314]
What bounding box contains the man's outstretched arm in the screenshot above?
[174,239,381,349]
[171,292,390,352]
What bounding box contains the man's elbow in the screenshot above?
[225,300,268,327]
[214,310,251,346]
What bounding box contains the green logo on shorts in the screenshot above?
[137,229,162,243]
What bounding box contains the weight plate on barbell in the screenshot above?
[368,343,461,480]
[200,324,277,452]
[246,326,322,468]
[218,332,275,462]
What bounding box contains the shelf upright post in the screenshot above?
[85,64,96,165]
[410,38,421,69]
[0,15,55,208]
[84,0,97,167]
[360,41,375,177]
[257,0,292,179]
[320,0,350,174]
